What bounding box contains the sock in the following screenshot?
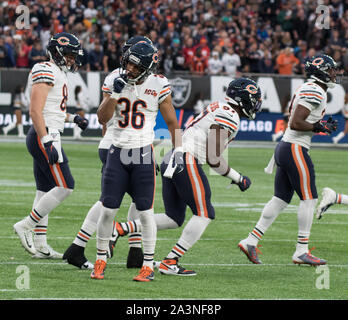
[73,201,102,248]
[117,220,140,234]
[33,215,48,248]
[31,191,47,248]
[296,199,317,254]
[17,123,24,136]
[96,205,118,261]
[22,187,73,228]
[333,131,345,143]
[139,209,157,269]
[167,215,211,259]
[154,213,179,230]
[127,202,142,249]
[119,213,178,235]
[3,122,16,134]
[337,193,348,205]
[246,196,288,246]
[73,125,82,138]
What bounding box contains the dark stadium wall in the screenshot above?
[0,69,348,143]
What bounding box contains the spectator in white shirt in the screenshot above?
[222,46,241,77]
[84,0,98,20]
[208,51,223,75]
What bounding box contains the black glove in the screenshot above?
[172,149,184,175]
[312,117,338,135]
[74,115,89,130]
[155,162,160,176]
[232,174,251,192]
[43,141,59,165]
[113,75,128,93]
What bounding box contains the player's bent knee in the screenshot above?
[50,186,73,202]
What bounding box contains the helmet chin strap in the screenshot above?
[242,109,255,120]
[127,69,148,84]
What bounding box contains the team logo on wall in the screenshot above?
[169,77,192,108]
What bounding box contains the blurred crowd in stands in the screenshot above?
[1,0,348,77]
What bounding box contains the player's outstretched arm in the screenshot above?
[207,124,251,192]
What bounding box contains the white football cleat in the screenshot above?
[316,187,337,220]
[13,221,36,255]
[32,244,63,259]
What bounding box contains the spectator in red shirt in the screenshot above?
[190,47,207,75]
[182,37,195,69]
[15,36,30,68]
[194,37,211,64]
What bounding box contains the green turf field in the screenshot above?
[0,141,347,300]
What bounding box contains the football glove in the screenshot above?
[172,149,184,175]
[113,75,128,93]
[232,174,251,192]
[74,115,89,131]
[43,140,59,165]
[312,116,338,135]
[163,147,185,178]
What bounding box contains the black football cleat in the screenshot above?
[63,243,94,270]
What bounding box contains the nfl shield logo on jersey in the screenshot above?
[169,77,192,108]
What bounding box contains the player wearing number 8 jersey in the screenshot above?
[92,41,183,281]
[13,33,89,259]
[239,54,341,266]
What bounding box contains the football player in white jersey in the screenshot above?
[110,78,262,276]
[239,54,340,266]
[91,41,183,282]
[62,36,153,270]
[13,33,88,259]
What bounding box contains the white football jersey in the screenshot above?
[343,102,348,119]
[183,101,240,164]
[282,81,327,149]
[27,61,68,132]
[102,69,171,148]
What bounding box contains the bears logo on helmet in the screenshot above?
[225,78,262,120]
[46,32,83,73]
[305,54,341,88]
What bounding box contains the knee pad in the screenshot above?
[50,187,73,202]
[262,196,288,220]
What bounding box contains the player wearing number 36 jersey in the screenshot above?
[13,33,89,259]
[102,65,170,149]
[92,41,183,282]
[111,78,262,276]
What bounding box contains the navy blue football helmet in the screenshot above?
[225,78,262,120]
[46,32,83,72]
[121,35,153,55]
[121,42,159,83]
[305,54,341,88]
